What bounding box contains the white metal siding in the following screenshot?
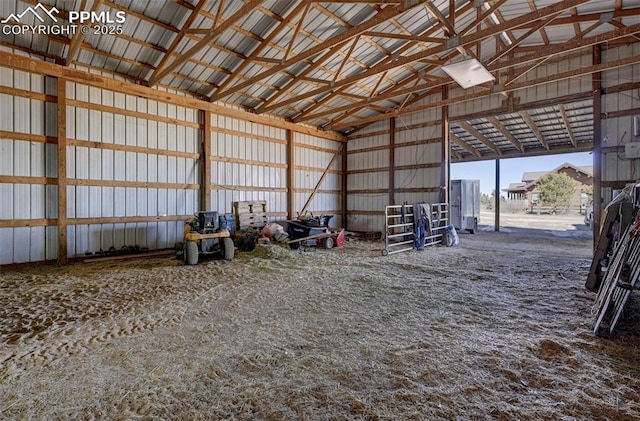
[601,44,640,196]
[0,63,52,264]
[211,114,288,216]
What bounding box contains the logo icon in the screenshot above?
[1,3,59,24]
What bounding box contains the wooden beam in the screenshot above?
[150,0,209,84]
[202,110,211,210]
[258,39,351,112]
[425,1,456,36]
[66,0,97,64]
[341,140,348,229]
[215,1,308,95]
[267,0,590,112]
[284,0,312,62]
[558,104,577,147]
[593,44,603,249]
[300,144,345,215]
[519,111,549,151]
[150,0,265,85]
[215,1,432,100]
[487,12,561,66]
[451,133,482,158]
[453,142,593,163]
[57,77,67,266]
[389,117,395,205]
[442,84,449,204]
[457,121,502,156]
[495,159,500,232]
[287,129,295,220]
[486,116,524,152]
[332,50,640,131]
[0,51,345,142]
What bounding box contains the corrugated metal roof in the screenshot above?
[1,0,638,157]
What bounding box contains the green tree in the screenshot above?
[480,193,492,210]
[537,172,576,209]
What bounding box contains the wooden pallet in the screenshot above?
[233,200,268,229]
[233,200,267,214]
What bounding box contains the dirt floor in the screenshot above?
[479,209,592,234]
[2,222,640,420]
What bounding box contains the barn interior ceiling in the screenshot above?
[1,0,639,162]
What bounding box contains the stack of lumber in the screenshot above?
[233,200,268,230]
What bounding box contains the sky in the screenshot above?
[450,152,593,196]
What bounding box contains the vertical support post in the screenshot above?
[592,44,602,249]
[441,85,450,204]
[286,129,295,219]
[389,117,395,205]
[57,77,68,265]
[495,158,500,232]
[201,110,212,211]
[341,141,348,229]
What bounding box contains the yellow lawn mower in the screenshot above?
[183,211,235,265]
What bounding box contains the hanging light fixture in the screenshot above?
[441,58,495,89]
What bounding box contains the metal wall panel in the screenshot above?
[600,44,640,196]
[293,133,342,216]
[448,88,503,119]
[210,114,289,216]
[0,65,53,264]
[62,81,200,257]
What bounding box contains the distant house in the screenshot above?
[505,163,593,212]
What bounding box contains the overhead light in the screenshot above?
[441,58,495,89]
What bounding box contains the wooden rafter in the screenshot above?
[150,0,265,85]
[331,50,640,131]
[297,1,474,124]
[215,1,432,100]
[487,13,561,66]
[459,0,510,37]
[519,111,549,150]
[256,40,351,112]
[486,116,524,153]
[327,16,640,130]
[451,133,482,158]
[263,0,591,114]
[558,105,577,147]
[609,19,640,42]
[457,121,502,156]
[503,19,609,87]
[425,1,456,37]
[529,0,550,43]
[283,0,312,63]
[150,0,210,85]
[315,3,392,57]
[214,2,308,95]
[66,0,93,64]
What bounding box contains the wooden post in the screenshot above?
[201,110,212,211]
[495,158,500,232]
[593,44,602,249]
[441,85,450,204]
[389,117,395,205]
[300,144,345,216]
[286,129,295,219]
[57,77,68,265]
[341,142,348,229]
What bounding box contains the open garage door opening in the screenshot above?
[448,100,594,238]
[451,153,593,238]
